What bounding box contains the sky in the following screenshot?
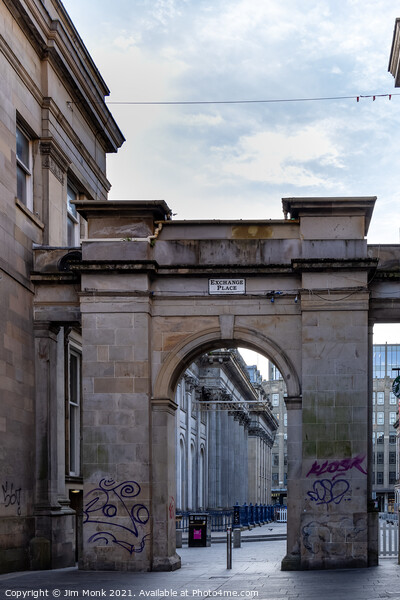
[61,0,400,369]
[62,0,400,244]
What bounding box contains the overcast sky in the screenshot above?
[62,0,400,243]
[61,0,400,359]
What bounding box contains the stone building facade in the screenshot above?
[0,0,123,573]
[262,365,288,505]
[175,350,277,512]
[372,344,400,512]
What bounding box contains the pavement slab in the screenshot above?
[1,534,400,600]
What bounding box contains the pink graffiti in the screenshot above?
[168,496,175,519]
[306,455,367,481]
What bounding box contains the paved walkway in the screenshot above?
[1,526,400,600]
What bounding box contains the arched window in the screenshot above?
[178,438,186,510]
[190,443,195,510]
[199,447,205,510]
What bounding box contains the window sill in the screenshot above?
[15,197,44,230]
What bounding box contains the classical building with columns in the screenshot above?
[0,0,123,573]
[175,350,278,513]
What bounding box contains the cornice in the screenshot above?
[292,258,378,272]
[41,97,111,195]
[3,0,124,152]
[0,32,43,105]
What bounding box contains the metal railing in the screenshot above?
[379,519,398,558]
[176,503,281,532]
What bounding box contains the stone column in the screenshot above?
[281,396,302,571]
[221,410,230,507]
[367,321,379,565]
[208,409,217,509]
[151,397,180,571]
[32,323,75,569]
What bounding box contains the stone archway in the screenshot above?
[69,196,384,573]
[153,326,301,400]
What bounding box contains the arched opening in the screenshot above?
[153,328,301,570]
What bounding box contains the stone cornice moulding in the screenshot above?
[41,97,112,196]
[282,196,376,235]
[151,397,178,415]
[388,18,400,86]
[4,0,124,152]
[284,396,302,410]
[0,32,43,106]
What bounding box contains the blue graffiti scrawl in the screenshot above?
[84,479,149,554]
[307,479,350,506]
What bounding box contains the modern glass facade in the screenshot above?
[373,345,400,379]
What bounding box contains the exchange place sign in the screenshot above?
[208,278,246,295]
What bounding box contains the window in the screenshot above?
[270,365,283,381]
[67,183,80,246]
[283,413,287,427]
[372,412,375,425]
[272,394,279,406]
[390,392,397,405]
[68,347,81,476]
[377,432,384,444]
[389,471,396,485]
[272,472,279,484]
[377,452,384,465]
[390,412,397,425]
[373,347,386,378]
[372,392,376,405]
[377,412,384,425]
[390,452,396,465]
[389,434,397,444]
[376,472,384,485]
[16,125,32,209]
[377,392,384,405]
[273,454,279,467]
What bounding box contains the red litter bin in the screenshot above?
[188,513,211,547]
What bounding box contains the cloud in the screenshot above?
[214,121,345,187]
[113,34,140,50]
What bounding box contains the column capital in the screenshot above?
[284,396,302,410]
[151,397,178,415]
[33,321,60,339]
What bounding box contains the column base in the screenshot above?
[32,508,75,570]
[152,553,181,571]
[281,553,301,571]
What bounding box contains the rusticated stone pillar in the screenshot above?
[298,288,371,570]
